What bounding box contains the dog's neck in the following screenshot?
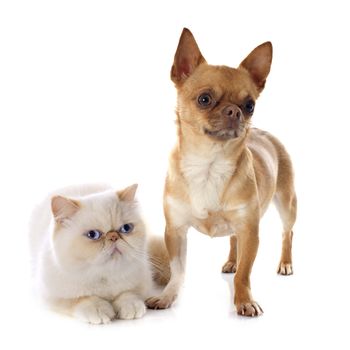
[177,116,248,164]
[175,116,249,218]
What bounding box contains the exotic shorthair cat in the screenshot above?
[29,183,169,324]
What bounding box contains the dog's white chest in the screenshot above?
[180,152,234,219]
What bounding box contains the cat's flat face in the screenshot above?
[51,187,146,270]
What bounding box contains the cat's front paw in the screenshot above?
[114,299,146,320]
[73,297,116,324]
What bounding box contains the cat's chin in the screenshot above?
[99,246,123,263]
[110,246,122,256]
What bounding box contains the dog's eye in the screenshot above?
[243,99,255,114]
[198,93,212,107]
[118,223,134,234]
[86,230,103,240]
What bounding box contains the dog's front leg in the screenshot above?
[234,223,263,317]
[146,224,188,309]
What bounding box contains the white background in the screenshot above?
[1,0,349,349]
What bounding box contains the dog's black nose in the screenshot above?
[222,105,242,120]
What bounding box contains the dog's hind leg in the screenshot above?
[274,188,297,275]
[222,235,237,273]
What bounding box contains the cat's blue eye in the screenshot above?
[86,230,103,240]
[118,223,134,234]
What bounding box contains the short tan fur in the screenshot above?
[146,28,296,316]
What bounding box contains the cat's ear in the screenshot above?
[51,196,80,224]
[117,184,138,202]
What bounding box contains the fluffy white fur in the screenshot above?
[180,148,234,219]
[29,184,154,324]
[165,145,236,235]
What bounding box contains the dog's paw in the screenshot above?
[145,295,176,310]
[277,262,293,275]
[222,260,237,273]
[236,302,263,317]
[115,299,146,320]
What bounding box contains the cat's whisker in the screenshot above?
[122,244,170,283]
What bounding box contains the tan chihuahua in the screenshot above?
[146,28,297,317]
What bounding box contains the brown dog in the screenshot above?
[146,28,297,317]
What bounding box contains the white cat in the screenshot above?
[29,183,169,324]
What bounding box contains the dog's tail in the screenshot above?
[148,235,171,286]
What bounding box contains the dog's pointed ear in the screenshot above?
[171,28,206,86]
[239,42,273,92]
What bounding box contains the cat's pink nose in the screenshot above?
[106,231,119,242]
